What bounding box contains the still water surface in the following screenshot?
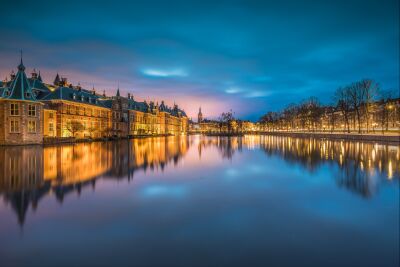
[0,135,399,267]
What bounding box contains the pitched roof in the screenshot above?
[29,78,51,93]
[1,61,37,101]
[41,86,108,108]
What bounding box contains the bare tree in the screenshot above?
[65,121,84,137]
[360,79,379,132]
[218,110,235,133]
[347,82,365,133]
[335,87,351,133]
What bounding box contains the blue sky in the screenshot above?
[0,0,398,120]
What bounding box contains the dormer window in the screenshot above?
[5,90,10,96]
[25,92,31,98]
[81,95,84,101]
[73,93,76,100]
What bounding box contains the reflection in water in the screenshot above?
[0,136,189,225]
[0,135,398,225]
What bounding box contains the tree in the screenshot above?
[335,87,351,133]
[326,106,336,133]
[305,97,322,132]
[218,110,235,133]
[347,80,367,133]
[360,79,379,132]
[65,121,84,137]
[377,90,395,133]
[282,103,297,131]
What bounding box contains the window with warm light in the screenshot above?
[10,103,19,116]
[10,119,20,133]
[28,105,36,116]
[28,120,36,133]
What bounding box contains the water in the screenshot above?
[0,135,399,267]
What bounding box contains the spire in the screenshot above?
[116,82,120,97]
[103,90,106,97]
[4,56,36,101]
[38,70,42,82]
[54,72,60,86]
[18,50,25,71]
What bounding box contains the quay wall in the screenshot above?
[257,132,400,144]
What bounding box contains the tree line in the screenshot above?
[259,79,399,133]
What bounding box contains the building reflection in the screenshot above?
[0,135,398,225]
[196,135,399,197]
[0,136,189,225]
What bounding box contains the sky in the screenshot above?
[0,0,398,121]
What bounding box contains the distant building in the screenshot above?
[0,57,188,145]
[198,107,203,123]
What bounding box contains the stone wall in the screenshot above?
[0,101,43,145]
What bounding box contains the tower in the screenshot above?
[198,107,203,123]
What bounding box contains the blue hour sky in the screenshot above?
[0,0,398,120]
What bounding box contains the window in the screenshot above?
[28,121,36,133]
[10,103,19,116]
[28,105,36,116]
[49,112,54,119]
[10,119,20,133]
[49,122,54,132]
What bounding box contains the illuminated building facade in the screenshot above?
[0,58,188,145]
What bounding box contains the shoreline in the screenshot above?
[0,134,181,147]
[1,132,399,147]
[251,131,400,144]
[190,131,400,144]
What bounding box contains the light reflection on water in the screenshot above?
[0,135,399,267]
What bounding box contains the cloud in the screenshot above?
[142,68,188,78]
[0,0,397,121]
[225,87,243,94]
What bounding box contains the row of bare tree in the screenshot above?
[259,79,398,133]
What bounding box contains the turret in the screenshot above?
[31,68,38,79]
[38,71,42,82]
[54,72,60,86]
[10,70,16,80]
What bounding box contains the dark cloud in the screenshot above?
[0,0,398,120]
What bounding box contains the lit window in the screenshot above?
[28,121,36,133]
[28,105,36,116]
[49,122,54,132]
[10,119,20,133]
[10,103,19,116]
[49,112,54,119]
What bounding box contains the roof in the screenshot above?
[29,78,50,93]
[0,61,37,101]
[41,86,109,108]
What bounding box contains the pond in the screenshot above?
[0,135,399,267]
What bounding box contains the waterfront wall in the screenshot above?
[258,131,400,143]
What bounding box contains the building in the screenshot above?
[0,59,44,145]
[0,57,189,145]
